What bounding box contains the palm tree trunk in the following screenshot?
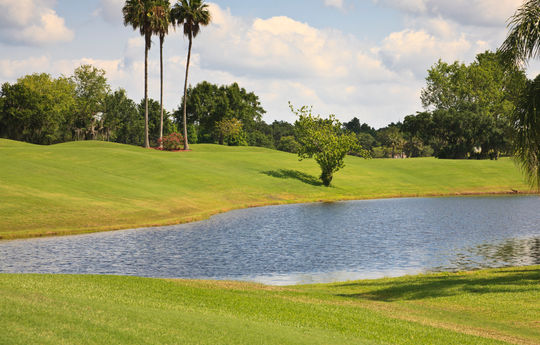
[182,35,192,151]
[160,35,164,149]
[144,37,150,149]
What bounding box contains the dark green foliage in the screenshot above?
[498,1,540,189]
[0,74,76,145]
[139,98,176,146]
[103,89,143,145]
[513,75,540,189]
[176,81,267,144]
[271,121,295,143]
[248,131,274,148]
[343,117,376,137]
[403,51,528,159]
[72,65,110,140]
[377,125,405,158]
[276,136,299,153]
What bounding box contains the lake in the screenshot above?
[0,196,539,285]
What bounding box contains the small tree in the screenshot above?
[291,103,368,186]
[215,117,247,146]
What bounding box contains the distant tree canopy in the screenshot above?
[402,51,528,159]
[176,81,265,143]
[0,73,76,145]
[0,65,176,147]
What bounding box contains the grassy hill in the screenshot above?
[0,139,532,239]
[1,266,539,344]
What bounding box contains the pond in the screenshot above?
[0,196,539,285]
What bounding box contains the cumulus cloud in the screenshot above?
[377,29,484,78]
[195,4,393,83]
[324,0,344,9]
[95,0,124,25]
[0,0,74,46]
[374,0,521,27]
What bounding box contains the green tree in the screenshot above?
[499,0,540,189]
[513,75,540,189]
[176,81,266,144]
[171,0,211,150]
[215,117,247,146]
[123,0,155,148]
[139,98,177,145]
[103,89,143,145]
[420,51,526,159]
[72,65,110,140]
[292,104,367,186]
[0,74,76,144]
[150,0,171,148]
[377,125,405,158]
[276,135,299,153]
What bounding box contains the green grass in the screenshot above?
[0,138,533,239]
[1,266,539,344]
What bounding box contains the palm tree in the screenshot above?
[123,0,154,149]
[171,0,211,150]
[499,0,540,190]
[513,75,540,190]
[150,0,171,148]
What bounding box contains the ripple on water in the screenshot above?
[0,196,539,285]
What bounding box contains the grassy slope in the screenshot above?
[0,139,532,239]
[1,266,539,345]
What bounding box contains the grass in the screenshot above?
[1,266,539,344]
[0,138,533,239]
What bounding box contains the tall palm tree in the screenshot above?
[499,0,540,190]
[150,0,171,148]
[123,0,154,149]
[171,0,211,150]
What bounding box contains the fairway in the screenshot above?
[1,267,539,345]
[0,139,533,239]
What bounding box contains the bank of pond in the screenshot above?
[1,196,539,285]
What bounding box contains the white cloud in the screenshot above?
[324,0,344,9]
[95,0,124,25]
[7,2,512,128]
[378,29,478,78]
[0,56,51,79]
[375,0,521,27]
[0,0,74,46]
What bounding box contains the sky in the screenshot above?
[0,0,536,128]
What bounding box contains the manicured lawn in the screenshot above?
[1,266,539,344]
[0,139,532,239]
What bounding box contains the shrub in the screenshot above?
[159,132,184,151]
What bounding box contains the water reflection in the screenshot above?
[0,196,539,285]
[440,237,540,272]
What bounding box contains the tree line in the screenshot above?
[0,65,176,146]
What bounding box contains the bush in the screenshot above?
[159,132,184,151]
[276,136,299,153]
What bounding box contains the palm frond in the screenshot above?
[499,0,540,66]
[514,76,540,191]
[170,0,211,39]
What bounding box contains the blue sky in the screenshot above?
[0,0,532,128]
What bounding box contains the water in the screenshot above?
[0,196,539,285]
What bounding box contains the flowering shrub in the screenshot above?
[158,132,184,151]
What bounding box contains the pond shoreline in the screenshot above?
[2,189,537,242]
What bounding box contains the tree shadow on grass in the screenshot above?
[262,169,323,187]
[332,268,540,301]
